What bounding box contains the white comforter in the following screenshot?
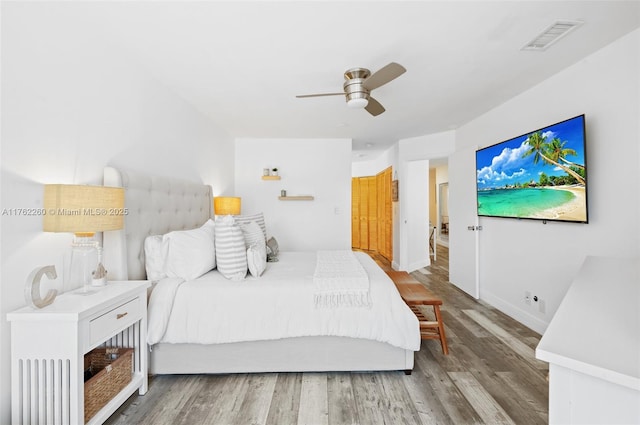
[147,251,420,351]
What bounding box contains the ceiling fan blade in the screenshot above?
[296,93,344,98]
[365,97,385,116]
[363,62,406,91]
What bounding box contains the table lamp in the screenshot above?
[214,197,241,216]
[43,184,124,293]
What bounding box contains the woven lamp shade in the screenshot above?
[214,197,241,215]
[43,184,125,236]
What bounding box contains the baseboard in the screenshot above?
[480,290,549,335]
[392,258,430,272]
[407,258,430,273]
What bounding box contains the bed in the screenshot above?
[102,167,420,374]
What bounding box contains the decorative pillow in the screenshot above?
[266,236,279,262]
[247,244,267,277]
[215,215,248,280]
[240,221,265,249]
[163,219,216,281]
[144,235,167,281]
[234,212,267,242]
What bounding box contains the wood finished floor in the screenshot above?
[107,245,548,425]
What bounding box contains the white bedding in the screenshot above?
[147,251,420,351]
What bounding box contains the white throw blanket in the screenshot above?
[313,250,371,308]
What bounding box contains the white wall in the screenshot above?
[0,4,234,422]
[235,138,352,251]
[352,147,397,178]
[454,29,640,333]
[398,132,455,162]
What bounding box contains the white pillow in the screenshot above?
[247,244,267,277]
[240,221,266,249]
[215,215,247,280]
[144,235,167,281]
[163,219,216,280]
[234,212,267,242]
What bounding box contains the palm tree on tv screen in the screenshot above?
[522,131,586,186]
[547,137,585,171]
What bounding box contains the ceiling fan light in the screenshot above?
[347,97,369,109]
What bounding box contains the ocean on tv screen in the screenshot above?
[477,187,574,218]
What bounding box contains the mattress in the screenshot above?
[147,251,420,351]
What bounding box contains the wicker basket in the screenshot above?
[84,347,133,423]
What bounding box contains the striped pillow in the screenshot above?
[214,215,247,280]
[239,221,265,249]
[234,213,267,242]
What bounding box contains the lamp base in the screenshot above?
[65,235,99,293]
[91,276,107,287]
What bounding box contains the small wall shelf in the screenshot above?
[279,196,314,201]
[262,176,281,180]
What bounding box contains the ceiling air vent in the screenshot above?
[522,20,583,51]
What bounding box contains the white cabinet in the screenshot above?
[536,257,640,424]
[8,281,150,425]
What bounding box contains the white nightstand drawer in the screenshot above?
[90,298,140,346]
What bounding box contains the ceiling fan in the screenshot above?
[296,62,406,116]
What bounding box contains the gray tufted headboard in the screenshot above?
[103,167,213,280]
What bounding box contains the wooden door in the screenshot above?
[351,178,360,248]
[351,176,370,250]
[352,176,371,250]
[366,176,378,251]
[351,170,392,258]
[376,167,392,260]
[358,177,370,249]
[376,172,385,254]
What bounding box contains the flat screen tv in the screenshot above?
[476,114,588,223]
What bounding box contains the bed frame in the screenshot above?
[102,167,414,374]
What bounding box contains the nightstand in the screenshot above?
[8,280,150,425]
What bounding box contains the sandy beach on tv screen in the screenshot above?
[534,186,587,222]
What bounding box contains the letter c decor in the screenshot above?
[25,265,58,309]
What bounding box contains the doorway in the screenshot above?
[424,160,450,276]
[439,182,449,244]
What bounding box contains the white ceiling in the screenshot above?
[42,1,640,161]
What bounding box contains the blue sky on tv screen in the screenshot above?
[476,115,586,190]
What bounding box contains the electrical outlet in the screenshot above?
[539,299,546,314]
[525,291,531,305]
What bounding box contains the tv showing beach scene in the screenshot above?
[476,114,588,223]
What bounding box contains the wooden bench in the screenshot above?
[386,271,449,355]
